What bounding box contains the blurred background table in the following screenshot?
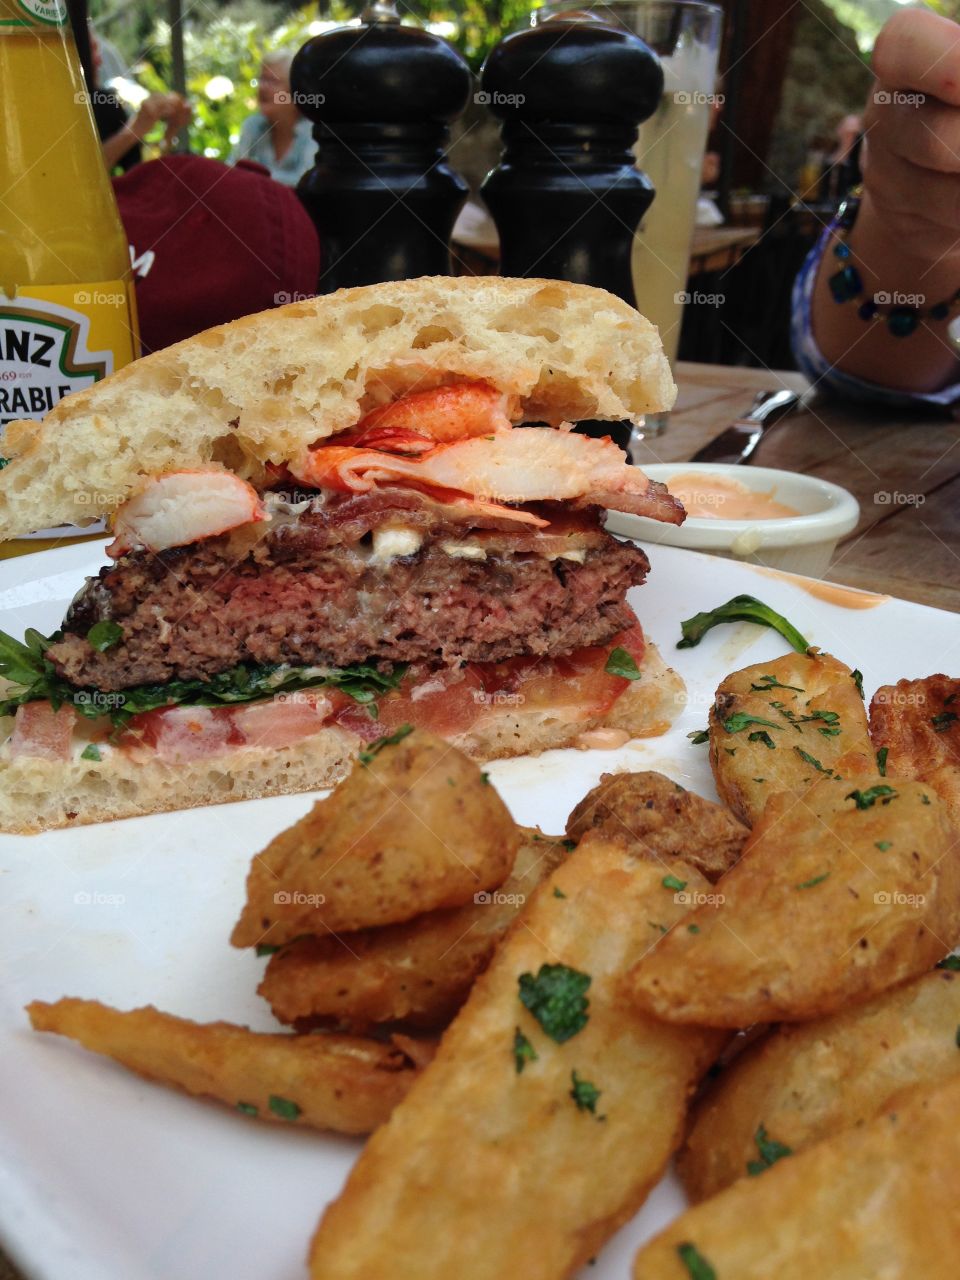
[687,227,760,277]
[633,363,960,614]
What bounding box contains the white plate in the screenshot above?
[1,540,957,1280]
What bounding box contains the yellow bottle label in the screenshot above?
[0,280,137,434]
[0,0,67,30]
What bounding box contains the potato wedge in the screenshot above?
[260,829,571,1030]
[870,674,960,828]
[308,836,723,1280]
[231,729,519,948]
[27,998,419,1135]
[566,771,747,882]
[708,651,872,826]
[628,776,960,1027]
[677,966,960,1202]
[633,1072,960,1280]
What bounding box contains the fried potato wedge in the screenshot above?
[633,1072,960,1280]
[566,771,747,882]
[708,651,872,826]
[628,776,960,1027]
[27,998,418,1135]
[677,966,960,1202]
[260,829,571,1031]
[231,729,519,948]
[308,836,723,1280]
[871,674,960,828]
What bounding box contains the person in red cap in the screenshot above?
[112,154,321,355]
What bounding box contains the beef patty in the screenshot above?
[47,495,650,691]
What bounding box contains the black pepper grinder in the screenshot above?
[481,16,663,448]
[291,0,472,293]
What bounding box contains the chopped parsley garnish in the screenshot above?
[748,730,776,749]
[480,771,491,785]
[746,1124,793,1175]
[846,785,898,810]
[605,646,642,680]
[687,923,700,934]
[752,777,766,783]
[938,955,960,971]
[955,1025,960,1050]
[662,874,687,892]
[852,668,864,698]
[750,674,805,693]
[236,1101,258,1116]
[687,728,710,745]
[513,1027,538,1073]
[569,1070,602,1115]
[677,595,810,654]
[677,1242,717,1280]
[875,840,892,852]
[0,624,408,726]
[795,872,830,889]
[794,746,833,775]
[255,943,281,957]
[922,793,931,805]
[562,838,577,852]
[268,1094,301,1121]
[87,620,124,653]
[553,887,567,899]
[932,711,958,733]
[724,747,737,756]
[876,747,888,776]
[722,712,782,736]
[649,920,668,935]
[517,963,590,1043]
[358,723,414,765]
[80,743,102,761]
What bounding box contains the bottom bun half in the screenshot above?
[0,642,684,834]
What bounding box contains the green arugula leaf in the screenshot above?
[794,746,833,775]
[662,874,687,892]
[687,729,709,745]
[846,785,898,810]
[795,872,830,889]
[518,963,590,1044]
[722,713,782,735]
[513,1027,538,1074]
[604,646,641,680]
[852,668,864,698]
[677,595,810,654]
[80,743,102,762]
[937,955,960,971]
[749,674,805,693]
[87,620,124,653]
[359,723,414,765]
[746,1124,793,1175]
[748,730,776,749]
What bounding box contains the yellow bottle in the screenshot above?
[0,0,138,444]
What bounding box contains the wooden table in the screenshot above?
[631,362,960,614]
[687,227,760,277]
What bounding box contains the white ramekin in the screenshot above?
[606,463,860,578]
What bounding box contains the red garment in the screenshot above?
[113,155,320,354]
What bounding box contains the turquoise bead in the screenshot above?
[887,307,919,337]
[829,265,863,303]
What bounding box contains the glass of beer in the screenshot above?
[533,2,723,437]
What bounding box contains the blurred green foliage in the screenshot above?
[94,0,543,161]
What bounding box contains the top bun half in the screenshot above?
[0,276,675,539]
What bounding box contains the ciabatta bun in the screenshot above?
[0,277,675,540]
[0,642,684,833]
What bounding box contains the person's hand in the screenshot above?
[129,92,192,147]
[862,8,960,265]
